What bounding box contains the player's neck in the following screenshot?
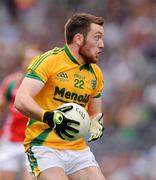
[67,44,86,65]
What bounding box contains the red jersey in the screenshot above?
[0,72,28,142]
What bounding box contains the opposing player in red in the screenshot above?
[0,46,41,180]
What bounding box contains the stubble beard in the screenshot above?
[79,40,96,64]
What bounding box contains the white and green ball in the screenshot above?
[57,103,90,141]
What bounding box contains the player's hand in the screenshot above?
[88,113,104,142]
[42,105,80,140]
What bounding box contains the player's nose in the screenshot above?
[99,39,104,49]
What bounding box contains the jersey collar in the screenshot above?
[79,64,94,73]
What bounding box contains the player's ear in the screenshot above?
[73,33,84,46]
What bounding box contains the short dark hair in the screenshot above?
[65,13,104,44]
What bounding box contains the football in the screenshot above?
[57,102,90,141]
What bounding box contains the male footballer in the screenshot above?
[15,13,105,180]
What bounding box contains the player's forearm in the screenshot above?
[87,97,103,120]
[14,93,43,121]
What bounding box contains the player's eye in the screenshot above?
[95,35,101,41]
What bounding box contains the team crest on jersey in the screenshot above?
[91,80,96,90]
[56,72,68,81]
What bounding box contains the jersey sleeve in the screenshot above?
[25,52,56,83]
[91,66,104,98]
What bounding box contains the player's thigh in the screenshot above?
[0,171,16,180]
[68,166,106,180]
[38,167,69,180]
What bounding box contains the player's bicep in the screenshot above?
[17,77,44,97]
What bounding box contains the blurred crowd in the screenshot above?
[0,0,156,179]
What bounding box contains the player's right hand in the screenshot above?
[42,105,80,140]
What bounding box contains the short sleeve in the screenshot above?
[25,52,56,83]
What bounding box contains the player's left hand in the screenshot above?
[42,105,80,140]
[88,113,104,142]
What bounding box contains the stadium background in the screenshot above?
[0,0,156,179]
